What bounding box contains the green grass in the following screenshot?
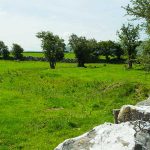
[64,52,75,59]
[0,60,150,150]
[23,52,75,59]
[23,52,44,58]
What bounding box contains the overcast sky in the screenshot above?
[0,0,132,51]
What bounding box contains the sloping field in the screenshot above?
[0,60,149,149]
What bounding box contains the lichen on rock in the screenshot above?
[55,123,135,150]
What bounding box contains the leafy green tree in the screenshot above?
[138,40,150,71]
[69,34,88,67]
[98,40,115,62]
[124,0,150,70]
[69,34,99,67]
[117,24,140,69]
[0,41,10,59]
[124,0,150,34]
[12,44,24,60]
[1,46,9,59]
[87,39,99,62]
[113,42,124,60]
[36,31,65,69]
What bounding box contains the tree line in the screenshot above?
[36,23,140,69]
[0,25,146,70]
[0,0,150,71]
[36,0,150,70]
[36,31,126,69]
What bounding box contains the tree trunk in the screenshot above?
[78,61,85,67]
[117,55,121,60]
[106,55,109,62]
[49,60,56,69]
[128,58,132,69]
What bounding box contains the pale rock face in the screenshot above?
[55,122,135,150]
[55,102,150,150]
[136,96,150,106]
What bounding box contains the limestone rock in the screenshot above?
[55,121,150,150]
[55,122,136,150]
[135,130,150,149]
[136,96,150,106]
[55,102,150,150]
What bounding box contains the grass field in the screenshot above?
[23,52,75,59]
[0,60,150,149]
[64,53,75,59]
[23,52,44,58]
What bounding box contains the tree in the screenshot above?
[113,42,124,60]
[69,34,99,67]
[0,41,10,59]
[98,40,114,62]
[36,31,65,69]
[117,24,140,69]
[124,0,150,70]
[86,39,100,63]
[12,44,24,60]
[138,40,150,71]
[69,34,88,67]
[124,0,150,34]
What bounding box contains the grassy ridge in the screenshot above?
[0,60,149,149]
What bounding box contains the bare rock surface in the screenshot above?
[136,96,150,106]
[135,129,150,150]
[55,122,135,150]
[55,121,150,150]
